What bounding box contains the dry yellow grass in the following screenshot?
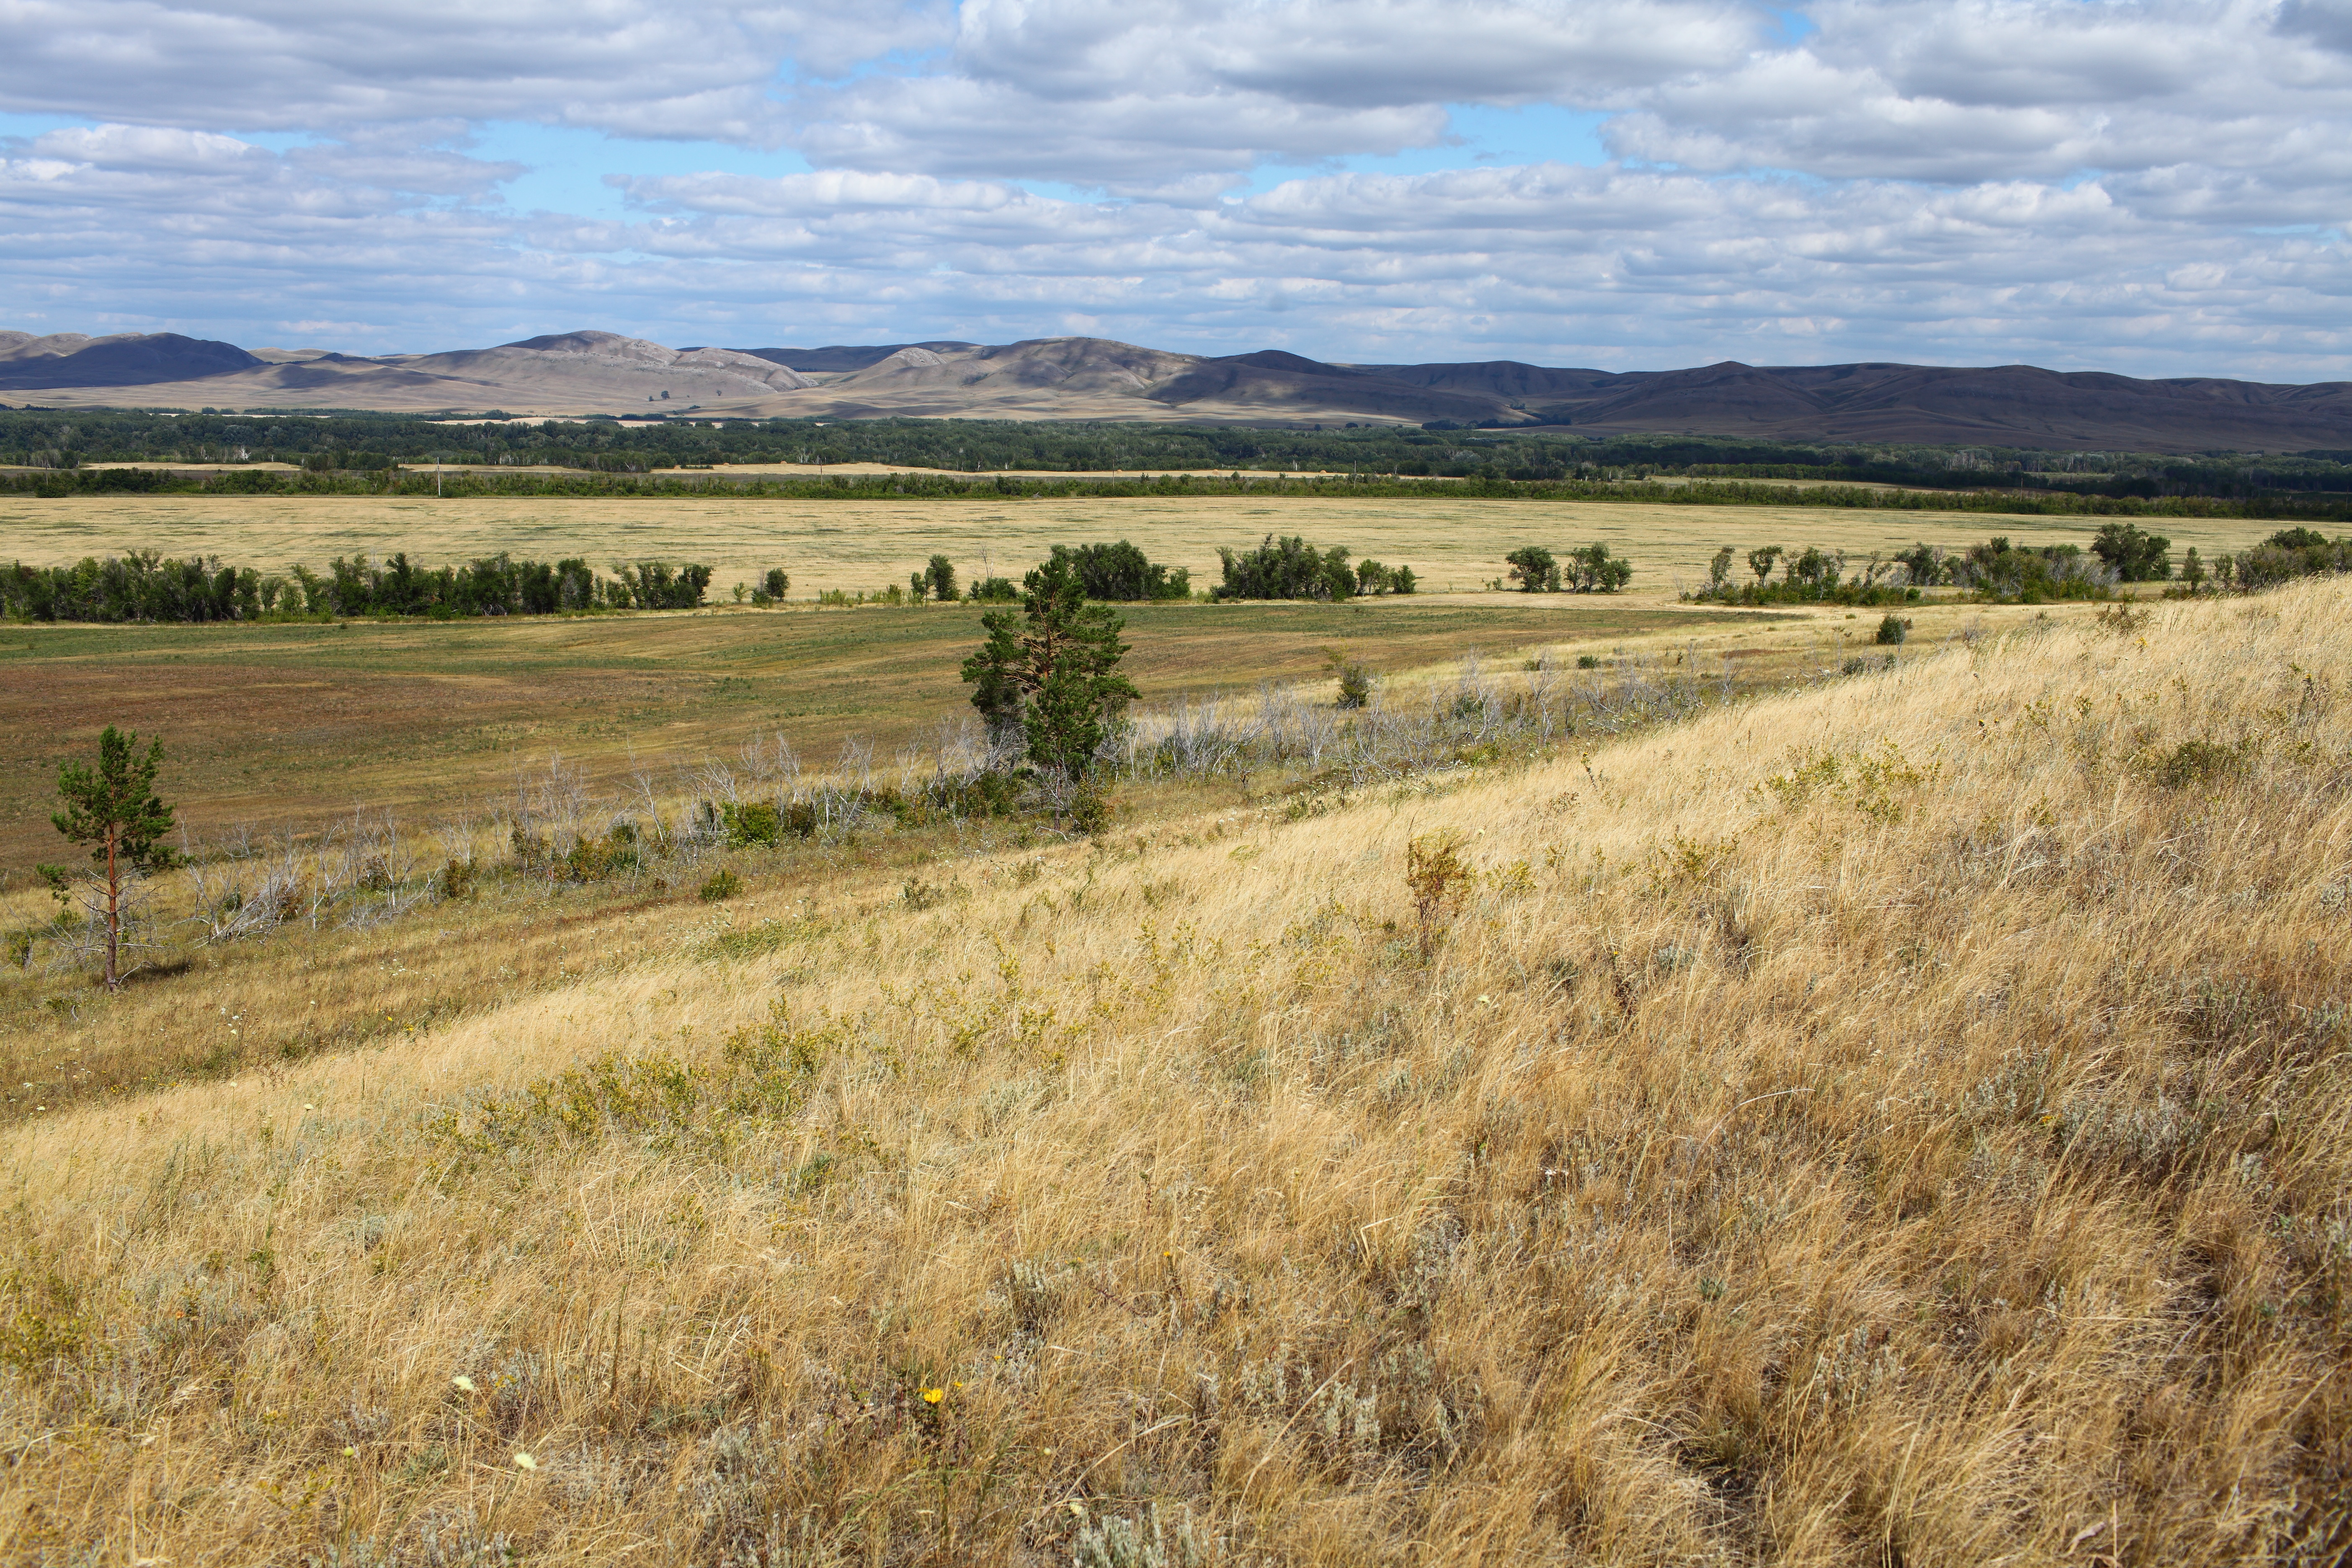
[0,491,2290,603]
[3,582,2347,1564]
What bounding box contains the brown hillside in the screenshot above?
[8,325,2352,449]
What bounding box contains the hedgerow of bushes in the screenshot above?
[0,549,717,622]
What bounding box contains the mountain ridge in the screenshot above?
[5,327,2351,451]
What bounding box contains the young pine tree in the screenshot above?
[45,727,176,989]
[960,552,1138,778]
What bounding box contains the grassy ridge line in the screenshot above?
[5,584,2349,1560]
[7,464,2352,521]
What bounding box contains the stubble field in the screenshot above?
[0,491,2287,600]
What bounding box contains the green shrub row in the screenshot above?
[1,549,723,622]
[1211,535,1416,601]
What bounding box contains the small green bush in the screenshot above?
[2146,739,2246,789]
[1576,654,1601,670]
[722,800,781,847]
[560,828,639,883]
[509,824,551,868]
[699,868,744,902]
[435,857,477,900]
[924,554,958,602]
[1874,614,1909,646]
[926,772,1020,820]
[1068,784,1112,835]
[1212,535,1358,601]
[2092,522,2172,582]
[1406,831,1472,957]
[1323,645,1372,708]
[2264,527,2328,550]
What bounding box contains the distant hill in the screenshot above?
[0,331,259,389]
[5,326,2351,451]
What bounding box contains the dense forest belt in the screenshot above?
[7,464,2352,521]
[7,408,2352,501]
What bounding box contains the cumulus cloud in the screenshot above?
[1612,0,2352,197]
[9,122,2348,376]
[0,0,946,144]
[0,0,2348,374]
[791,0,1760,180]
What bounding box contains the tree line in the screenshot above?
[855,536,1417,607]
[0,549,723,622]
[1681,524,2351,606]
[12,460,2351,525]
[8,408,2352,505]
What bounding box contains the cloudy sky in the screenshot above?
[3,0,2348,375]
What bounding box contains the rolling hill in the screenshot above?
[7,325,2352,451]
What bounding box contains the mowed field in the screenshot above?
[0,491,2289,601]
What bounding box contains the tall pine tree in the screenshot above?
[960,553,1137,778]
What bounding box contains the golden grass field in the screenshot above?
[0,575,2344,1563]
[0,491,2290,601]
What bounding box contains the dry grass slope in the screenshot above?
[3,583,2348,1565]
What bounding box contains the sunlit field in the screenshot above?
[0,491,2290,601]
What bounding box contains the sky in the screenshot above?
[2,0,2349,377]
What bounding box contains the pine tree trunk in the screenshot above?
[103,824,120,990]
